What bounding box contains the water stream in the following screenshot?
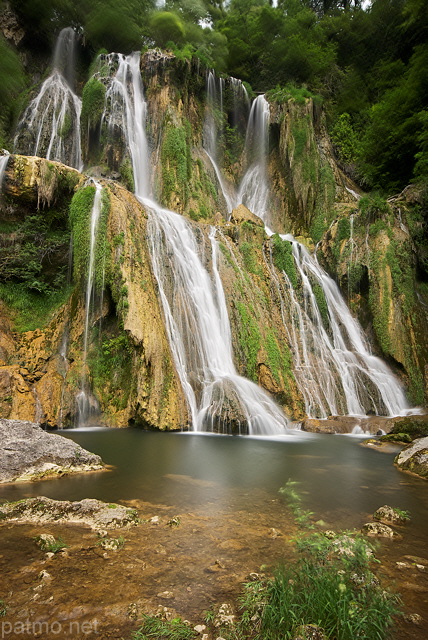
[0,153,9,188]
[104,53,289,434]
[266,235,410,418]
[75,180,103,426]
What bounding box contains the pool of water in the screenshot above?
[1,428,427,538]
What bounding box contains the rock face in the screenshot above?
[0,418,104,483]
[1,50,426,429]
[0,495,139,529]
[395,437,428,479]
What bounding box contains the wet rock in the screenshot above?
[230,204,264,227]
[157,591,175,600]
[0,418,104,483]
[98,537,125,551]
[213,603,235,628]
[395,436,428,479]
[34,534,56,551]
[361,522,399,538]
[0,496,139,529]
[404,613,423,625]
[373,505,410,525]
[194,624,206,634]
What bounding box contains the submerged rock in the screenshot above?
[0,496,139,529]
[373,505,410,525]
[395,436,428,479]
[0,418,104,483]
[361,522,399,538]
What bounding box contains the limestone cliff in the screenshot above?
[0,155,187,429]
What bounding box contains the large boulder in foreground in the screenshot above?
[0,418,104,483]
[395,436,428,479]
[0,496,138,530]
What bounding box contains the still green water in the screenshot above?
[1,429,427,539]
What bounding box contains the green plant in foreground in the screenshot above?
[132,615,197,640]
[0,600,6,617]
[34,535,68,553]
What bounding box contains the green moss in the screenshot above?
[88,331,133,411]
[81,77,106,130]
[120,157,134,193]
[312,283,329,327]
[336,217,351,243]
[0,283,72,332]
[265,329,293,388]
[236,302,261,382]
[69,185,110,288]
[271,234,298,288]
[161,120,192,207]
[239,241,263,276]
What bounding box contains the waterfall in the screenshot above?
[75,180,103,427]
[14,28,82,170]
[230,77,250,130]
[203,71,235,213]
[100,52,149,198]
[266,234,410,418]
[237,95,271,222]
[108,53,289,434]
[0,154,9,188]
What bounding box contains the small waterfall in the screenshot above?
[0,153,9,188]
[108,53,288,434]
[100,52,149,198]
[267,234,410,418]
[75,180,103,427]
[237,95,271,222]
[230,77,250,129]
[203,71,235,213]
[14,28,82,170]
[147,206,289,434]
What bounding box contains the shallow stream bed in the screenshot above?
[0,429,427,639]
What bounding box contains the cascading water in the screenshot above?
[100,52,149,198]
[14,28,82,170]
[105,53,289,434]
[266,234,410,418]
[237,95,271,222]
[75,180,103,427]
[0,154,9,188]
[203,71,235,213]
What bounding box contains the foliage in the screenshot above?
[0,35,25,146]
[239,241,262,276]
[132,615,197,640]
[266,84,320,106]
[34,535,68,553]
[359,194,389,225]
[331,113,360,167]
[0,600,7,617]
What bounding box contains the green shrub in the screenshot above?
[81,77,106,130]
[271,235,298,289]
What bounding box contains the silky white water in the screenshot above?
[0,154,9,188]
[266,234,410,418]
[14,28,82,170]
[105,54,289,434]
[75,181,103,427]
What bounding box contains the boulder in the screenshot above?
[373,505,410,525]
[361,522,399,538]
[230,204,264,227]
[0,418,104,483]
[395,437,428,479]
[0,496,139,529]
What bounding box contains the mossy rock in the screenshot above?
[390,417,428,440]
[379,433,413,444]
